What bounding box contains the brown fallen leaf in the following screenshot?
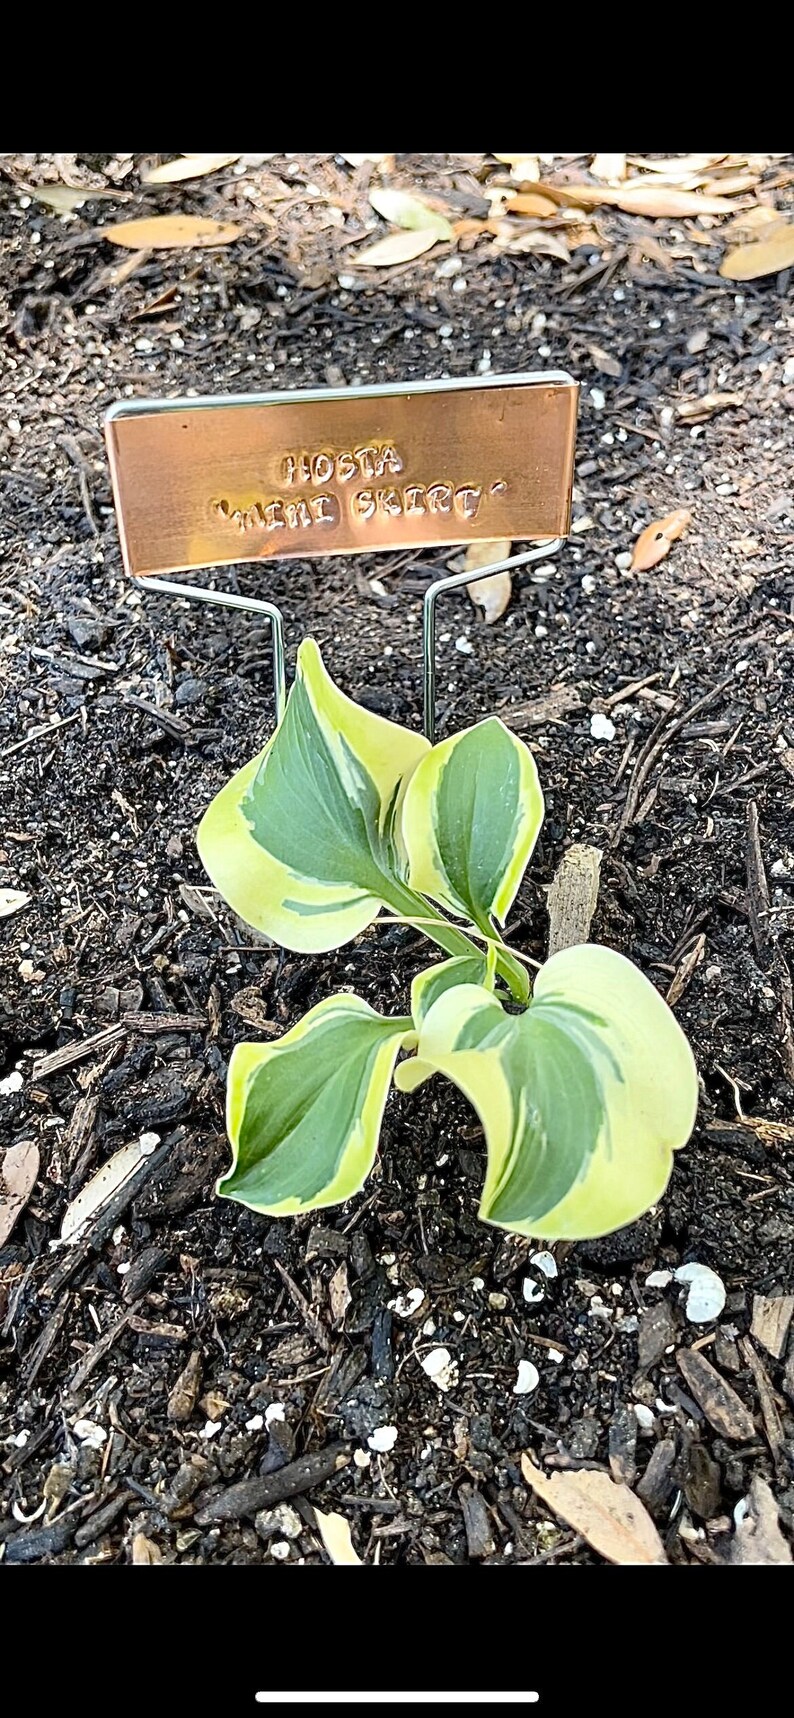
[369,188,453,239]
[677,1348,756,1441]
[628,154,728,179]
[720,223,794,281]
[728,1477,792,1565]
[631,509,692,573]
[676,393,744,423]
[522,1455,667,1565]
[0,1141,40,1248]
[27,183,121,213]
[60,1136,156,1242]
[350,229,440,268]
[103,214,243,250]
[590,153,627,183]
[612,185,736,218]
[464,539,513,624]
[498,228,571,263]
[132,1532,163,1564]
[721,205,786,242]
[167,1350,203,1423]
[141,154,241,185]
[0,889,30,919]
[504,191,558,218]
[314,1507,363,1566]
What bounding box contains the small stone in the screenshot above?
[675,1262,726,1324]
[590,712,616,742]
[513,1360,540,1396]
[353,1449,371,1470]
[529,1250,558,1279]
[387,1287,425,1319]
[255,1503,302,1542]
[645,1269,673,1288]
[270,1540,291,1560]
[488,1293,507,1310]
[264,1402,285,1427]
[245,1414,264,1433]
[421,1347,458,1392]
[581,573,597,595]
[73,1419,106,1449]
[174,677,206,707]
[634,1404,656,1432]
[367,1425,398,1453]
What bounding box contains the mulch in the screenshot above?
[0,152,792,1566]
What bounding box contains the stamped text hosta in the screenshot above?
[198,640,698,1241]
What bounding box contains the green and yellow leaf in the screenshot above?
[222,995,413,1215]
[396,945,698,1240]
[197,637,430,952]
[399,718,544,930]
[410,949,495,1031]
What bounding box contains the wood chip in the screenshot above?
[167,1349,203,1423]
[744,800,770,955]
[750,1294,794,1361]
[194,1443,350,1525]
[459,1485,496,1558]
[521,1455,667,1565]
[739,1338,784,1462]
[665,933,706,1007]
[546,844,602,957]
[676,1349,756,1441]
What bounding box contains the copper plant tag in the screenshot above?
[105,373,578,579]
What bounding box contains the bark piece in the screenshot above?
[546,843,602,957]
[677,1349,755,1441]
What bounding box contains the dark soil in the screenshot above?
[1,152,793,1566]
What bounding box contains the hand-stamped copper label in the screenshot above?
[105,375,578,579]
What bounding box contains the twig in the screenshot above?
[1,712,81,760]
[744,800,770,955]
[614,674,734,844]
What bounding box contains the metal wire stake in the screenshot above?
[422,538,564,743]
[133,576,287,727]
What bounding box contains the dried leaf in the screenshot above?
[750,1294,794,1361]
[341,154,391,167]
[628,154,728,178]
[728,1478,792,1565]
[504,192,558,218]
[0,889,30,919]
[522,1455,667,1565]
[613,185,736,218]
[499,228,571,263]
[720,223,794,281]
[591,153,627,183]
[60,1135,157,1242]
[350,229,440,268]
[102,215,242,251]
[132,1532,163,1564]
[314,1508,363,1565]
[369,188,453,239]
[141,154,241,185]
[465,540,513,623]
[0,1142,40,1247]
[631,509,692,573]
[676,393,743,423]
[721,205,786,242]
[27,183,119,212]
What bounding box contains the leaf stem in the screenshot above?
[381,882,530,1005]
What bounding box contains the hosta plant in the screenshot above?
[197,640,698,1241]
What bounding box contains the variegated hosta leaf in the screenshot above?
[222,995,413,1215]
[197,637,430,952]
[410,949,496,1031]
[399,718,544,929]
[395,945,698,1240]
